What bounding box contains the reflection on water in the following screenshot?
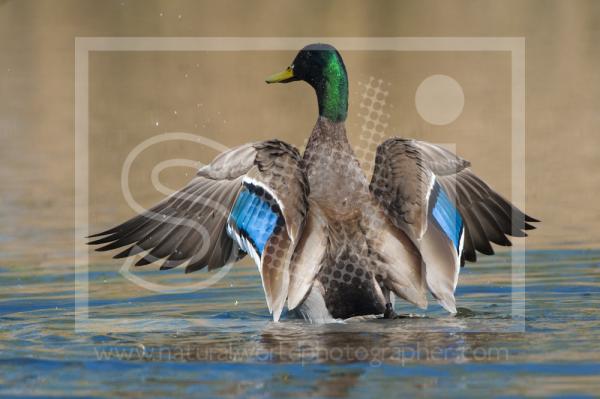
[1,250,600,397]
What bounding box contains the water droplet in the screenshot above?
[234,300,239,306]
[159,12,163,17]
[155,121,159,126]
[178,14,182,19]
[173,110,177,115]
[184,73,188,78]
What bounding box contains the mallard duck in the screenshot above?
[89,43,538,322]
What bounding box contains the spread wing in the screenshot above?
[370,138,539,312]
[88,140,309,321]
[286,199,329,311]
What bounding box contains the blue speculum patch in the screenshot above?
[431,182,464,250]
[228,183,280,255]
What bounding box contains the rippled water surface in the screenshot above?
[1,250,599,398]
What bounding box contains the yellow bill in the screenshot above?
[265,66,295,83]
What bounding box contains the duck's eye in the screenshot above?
[289,65,294,71]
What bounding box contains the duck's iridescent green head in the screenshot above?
[266,43,348,122]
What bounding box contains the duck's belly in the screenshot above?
[314,217,386,319]
[316,252,386,319]
[301,137,385,319]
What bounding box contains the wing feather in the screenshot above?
[370,137,539,312]
[89,140,309,321]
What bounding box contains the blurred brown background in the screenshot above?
[1,0,599,267]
